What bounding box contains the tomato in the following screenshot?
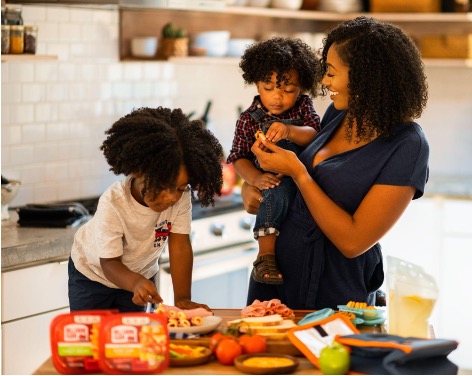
[215,337,242,365]
[238,334,267,354]
[209,332,236,354]
[209,332,224,353]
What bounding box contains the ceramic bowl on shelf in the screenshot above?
[194,31,230,57]
[227,38,255,57]
[131,37,158,58]
[271,0,303,10]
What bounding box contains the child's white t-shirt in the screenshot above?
[71,176,192,288]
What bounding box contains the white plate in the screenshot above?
[168,315,223,335]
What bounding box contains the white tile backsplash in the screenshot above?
[1,4,472,209]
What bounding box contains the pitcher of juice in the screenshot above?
[386,256,438,338]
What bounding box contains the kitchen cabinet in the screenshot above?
[119,6,472,64]
[380,196,472,371]
[1,260,70,375]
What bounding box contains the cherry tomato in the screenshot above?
[215,337,242,365]
[238,334,267,354]
[209,332,236,354]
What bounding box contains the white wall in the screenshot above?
[2,5,472,207]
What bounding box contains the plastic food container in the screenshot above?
[50,310,117,374]
[98,313,169,374]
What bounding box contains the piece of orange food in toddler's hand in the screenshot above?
[255,130,266,141]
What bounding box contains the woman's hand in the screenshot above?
[175,298,212,312]
[251,138,304,178]
[241,181,263,215]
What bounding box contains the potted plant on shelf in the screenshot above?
[158,22,188,59]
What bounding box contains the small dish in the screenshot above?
[234,353,299,374]
[168,315,222,335]
[169,346,212,367]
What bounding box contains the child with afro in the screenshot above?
[227,37,322,285]
[68,107,224,312]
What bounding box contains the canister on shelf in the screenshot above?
[24,25,38,54]
[9,25,24,54]
[1,25,10,54]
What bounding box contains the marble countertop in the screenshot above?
[1,211,78,272]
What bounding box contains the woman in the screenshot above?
[243,16,430,310]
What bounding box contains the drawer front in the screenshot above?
[2,261,69,322]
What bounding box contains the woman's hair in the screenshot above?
[321,16,428,141]
[100,107,224,206]
[239,37,322,98]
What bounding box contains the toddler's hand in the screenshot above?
[254,172,281,191]
[175,298,212,312]
[132,278,162,306]
[266,122,289,143]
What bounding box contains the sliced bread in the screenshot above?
[238,319,296,334]
[226,314,284,327]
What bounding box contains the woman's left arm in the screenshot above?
[167,232,211,311]
[252,139,415,258]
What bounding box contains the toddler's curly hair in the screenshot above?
[321,16,428,141]
[100,107,224,206]
[239,37,321,97]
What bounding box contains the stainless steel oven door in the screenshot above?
[157,243,258,308]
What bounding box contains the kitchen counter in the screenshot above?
[1,211,78,272]
[33,309,384,375]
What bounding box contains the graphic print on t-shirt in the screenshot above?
[154,220,172,248]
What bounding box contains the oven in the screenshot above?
[157,195,257,308]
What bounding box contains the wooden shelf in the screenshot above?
[120,55,472,68]
[119,7,472,60]
[1,54,58,62]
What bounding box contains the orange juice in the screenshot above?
[388,291,436,338]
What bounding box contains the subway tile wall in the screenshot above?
[2,5,472,208]
[1,5,178,206]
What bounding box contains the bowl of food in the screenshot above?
[1,179,21,221]
[235,353,299,374]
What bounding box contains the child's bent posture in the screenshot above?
[69,107,224,312]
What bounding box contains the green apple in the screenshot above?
[319,341,351,375]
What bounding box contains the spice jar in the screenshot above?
[24,25,38,54]
[9,25,24,54]
[1,25,10,54]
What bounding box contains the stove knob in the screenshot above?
[240,217,253,230]
[210,223,225,236]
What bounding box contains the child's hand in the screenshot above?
[132,278,162,306]
[175,298,212,312]
[253,172,281,191]
[266,122,290,143]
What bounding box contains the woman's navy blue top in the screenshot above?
[247,103,430,310]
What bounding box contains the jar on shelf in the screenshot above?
[5,6,23,26]
[1,25,10,54]
[9,25,24,54]
[24,25,38,54]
